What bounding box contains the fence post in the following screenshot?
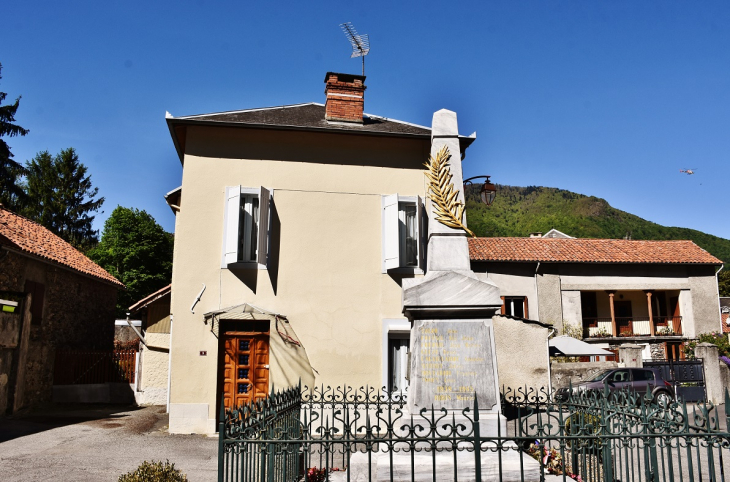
[695,343,722,403]
[218,398,225,482]
[473,395,481,482]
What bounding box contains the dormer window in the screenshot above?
[382,195,424,272]
[222,186,271,269]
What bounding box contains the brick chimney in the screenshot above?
[324,72,366,123]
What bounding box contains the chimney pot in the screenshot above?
[324,72,366,124]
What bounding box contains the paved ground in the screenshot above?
[0,404,217,482]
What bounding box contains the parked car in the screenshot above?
[554,367,674,405]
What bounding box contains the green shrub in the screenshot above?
[118,460,188,482]
[684,332,730,359]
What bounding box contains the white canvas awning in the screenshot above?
[549,335,614,357]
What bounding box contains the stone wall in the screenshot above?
[137,333,169,406]
[550,361,618,389]
[0,250,118,413]
[493,315,551,391]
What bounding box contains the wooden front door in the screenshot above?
[221,332,270,411]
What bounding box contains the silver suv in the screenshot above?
[555,367,674,405]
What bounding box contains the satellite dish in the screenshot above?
[340,22,370,75]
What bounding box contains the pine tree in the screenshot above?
[25,148,104,249]
[0,62,29,210]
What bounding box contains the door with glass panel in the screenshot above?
[220,332,270,410]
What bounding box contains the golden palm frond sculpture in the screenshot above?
[424,146,475,237]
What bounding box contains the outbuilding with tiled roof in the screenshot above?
[0,206,122,414]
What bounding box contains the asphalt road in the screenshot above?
[0,404,217,481]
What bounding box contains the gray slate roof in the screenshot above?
[171,103,432,136]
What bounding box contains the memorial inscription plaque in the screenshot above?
[410,319,499,411]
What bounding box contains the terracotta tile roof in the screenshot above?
[0,206,123,287]
[468,237,722,265]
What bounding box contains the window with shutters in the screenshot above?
[222,186,271,269]
[382,195,424,272]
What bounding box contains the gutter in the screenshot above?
[547,328,555,400]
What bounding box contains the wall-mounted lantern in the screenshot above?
[463,176,497,206]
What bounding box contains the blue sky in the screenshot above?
[2,1,729,239]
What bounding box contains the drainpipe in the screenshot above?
[717,264,725,332]
[547,328,555,400]
[126,312,148,348]
[166,313,174,413]
[533,261,541,321]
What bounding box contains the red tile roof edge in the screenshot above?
[0,207,124,288]
[468,237,723,265]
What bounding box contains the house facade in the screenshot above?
[128,284,171,406]
[0,206,123,414]
[469,237,722,360]
[165,72,481,433]
[163,71,723,434]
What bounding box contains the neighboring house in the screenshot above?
[469,237,722,361]
[128,284,171,406]
[542,229,574,239]
[0,206,123,414]
[164,72,477,433]
[721,297,730,333]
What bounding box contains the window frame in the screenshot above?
[382,319,411,393]
[222,186,271,270]
[382,194,425,273]
[501,296,528,319]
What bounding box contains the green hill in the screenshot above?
[465,185,730,264]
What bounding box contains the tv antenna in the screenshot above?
[340,22,370,76]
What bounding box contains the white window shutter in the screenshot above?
[223,186,241,265]
[382,194,399,270]
[257,186,270,267]
[417,195,425,270]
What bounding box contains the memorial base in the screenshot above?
[337,444,576,482]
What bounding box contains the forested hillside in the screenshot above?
[465,185,730,264]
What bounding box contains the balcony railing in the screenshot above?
[582,316,682,338]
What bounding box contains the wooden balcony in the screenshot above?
[583,316,682,338]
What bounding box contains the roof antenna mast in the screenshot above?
[340,22,370,76]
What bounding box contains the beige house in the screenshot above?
[469,237,723,361]
[164,72,479,433]
[163,71,723,434]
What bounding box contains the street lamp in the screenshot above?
[463,176,497,206]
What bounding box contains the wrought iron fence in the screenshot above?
[219,384,730,482]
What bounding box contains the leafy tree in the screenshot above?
[25,148,104,249]
[0,62,29,210]
[88,206,174,317]
[719,270,730,297]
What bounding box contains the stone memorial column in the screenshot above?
[402,109,503,434]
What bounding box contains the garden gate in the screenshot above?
[644,359,706,402]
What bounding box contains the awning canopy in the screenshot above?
[203,303,284,322]
[549,335,614,357]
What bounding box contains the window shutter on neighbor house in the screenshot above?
[382,194,400,271]
[223,186,242,266]
[257,186,270,266]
